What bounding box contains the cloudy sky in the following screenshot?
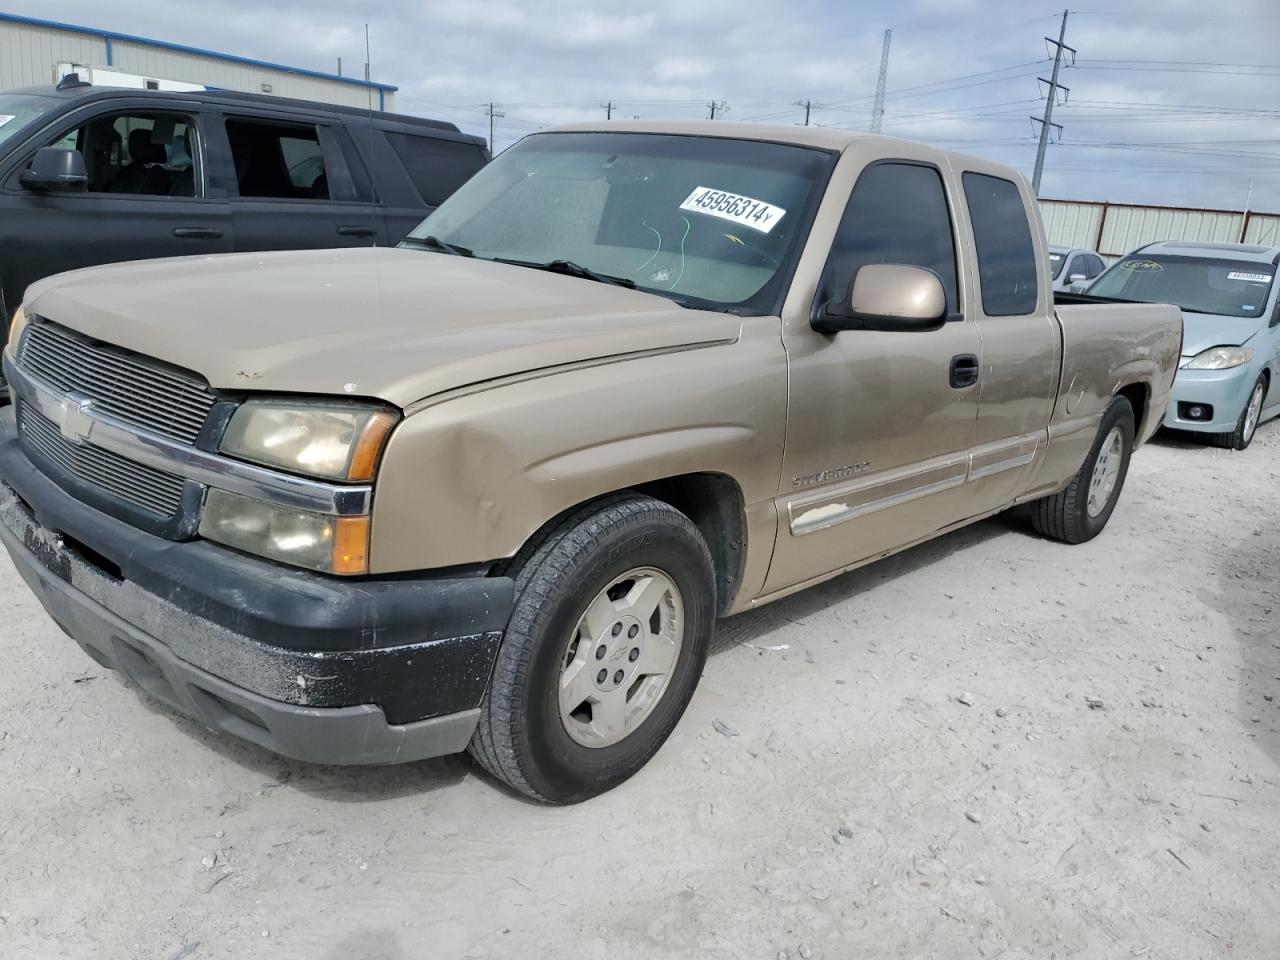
[10,0,1280,210]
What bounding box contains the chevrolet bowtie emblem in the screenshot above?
[57,394,95,446]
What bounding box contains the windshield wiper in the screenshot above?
[494,257,636,289]
[400,235,474,257]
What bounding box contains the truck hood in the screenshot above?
[1180,310,1263,358]
[23,248,741,408]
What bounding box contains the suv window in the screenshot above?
[962,172,1038,316]
[225,118,329,199]
[818,161,959,313]
[42,112,196,197]
[383,131,485,206]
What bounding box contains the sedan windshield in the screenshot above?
[0,93,58,148]
[403,132,836,314]
[1088,254,1276,319]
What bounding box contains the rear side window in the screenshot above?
[225,118,329,199]
[963,172,1038,316]
[1086,254,1106,277]
[819,161,958,313]
[383,131,485,206]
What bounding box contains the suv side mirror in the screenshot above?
[20,148,89,193]
[814,264,947,334]
[1067,272,1086,284]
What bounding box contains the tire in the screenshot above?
[1030,395,1135,544]
[1208,375,1266,451]
[469,494,716,804]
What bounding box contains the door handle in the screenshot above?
[950,354,980,389]
[172,227,224,240]
[337,225,377,237]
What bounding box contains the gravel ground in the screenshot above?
[1,425,1277,960]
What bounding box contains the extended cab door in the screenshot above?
[0,100,232,313]
[950,167,1060,517]
[764,154,982,595]
[208,111,388,251]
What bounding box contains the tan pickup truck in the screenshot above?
[0,121,1181,803]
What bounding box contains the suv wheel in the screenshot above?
[469,494,715,804]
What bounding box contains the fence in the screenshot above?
[1039,199,1280,261]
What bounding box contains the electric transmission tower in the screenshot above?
[1031,9,1076,195]
[870,29,892,134]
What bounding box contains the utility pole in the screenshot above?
[601,101,614,120]
[793,99,813,125]
[870,29,892,134]
[484,101,505,153]
[336,57,342,77]
[1031,9,1075,195]
[707,100,728,120]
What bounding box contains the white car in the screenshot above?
[1050,244,1107,292]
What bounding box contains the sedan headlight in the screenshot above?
[1183,346,1253,370]
[220,399,398,481]
[199,488,369,575]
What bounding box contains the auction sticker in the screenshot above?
[1119,259,1162,273]
[0,115,14,128]
[1227,271,1272,283]
[679,186,786,234]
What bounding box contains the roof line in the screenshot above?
[0,11,398,92]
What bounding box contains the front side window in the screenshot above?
[818,161,959,314]
[404,132,836,314]
[225,118,329,199]
[40,112,196,197]
[1088,255,1276,320]
[963,172,1038,316]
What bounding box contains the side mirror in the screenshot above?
[1067,273,1086,284]
[814,264,947,334]
[20,148,89,193]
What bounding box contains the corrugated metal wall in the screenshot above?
[0,17,394,110]
[1040,199,1280,261]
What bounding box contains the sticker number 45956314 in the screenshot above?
[679,186,786,234]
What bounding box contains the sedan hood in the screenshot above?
[23,248,741,408]
[1180,310,1263,358]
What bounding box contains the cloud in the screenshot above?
[3,0,1278,208]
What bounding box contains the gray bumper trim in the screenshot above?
[2,519,480,765]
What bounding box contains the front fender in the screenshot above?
[367,318,788,575]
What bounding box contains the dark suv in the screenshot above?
[0,77,489,335]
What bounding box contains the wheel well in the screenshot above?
[1116,382,1148,437]
[632,473,747,617]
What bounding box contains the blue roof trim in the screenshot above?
[0,11,398,92]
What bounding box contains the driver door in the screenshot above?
[764,159,981,594]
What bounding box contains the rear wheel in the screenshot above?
[1030,395,1135,544]
[1209,375,1266,451]
[469,494,715,804]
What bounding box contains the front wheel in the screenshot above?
[1030,395,1135,544]
[469,494,715,804]
[1209,375,1266,451]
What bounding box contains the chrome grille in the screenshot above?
[18,401,185,518]
[18,321,217,444]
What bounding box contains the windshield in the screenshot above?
[1088,254,1276,319]
[0,94,59,148]
[1049,252,1066,279]
[403,132,835,314]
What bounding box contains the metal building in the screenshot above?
[1040,198,1280,262]
[0,12,396,111]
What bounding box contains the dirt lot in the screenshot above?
[2,425,1277,960]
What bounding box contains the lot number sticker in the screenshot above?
[1227,271,1272,283]
[679,186,786,234]
[0,115,14,128]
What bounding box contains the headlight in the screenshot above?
[1183,346,1253,370]
[6,304,28,352]
[220,399,398,481]
[199,488,370,575]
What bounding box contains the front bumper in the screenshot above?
[0,410,514,764]
[1162,362,1256,433]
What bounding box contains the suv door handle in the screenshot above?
[172,227,224,240]
[950,354,980,389]
[337,225,377,237]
